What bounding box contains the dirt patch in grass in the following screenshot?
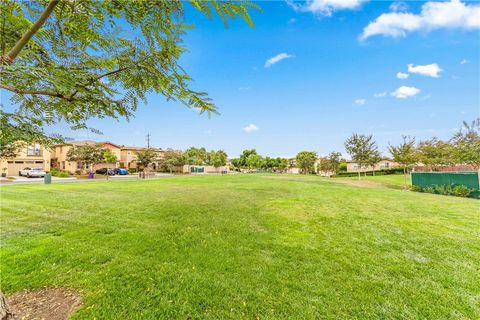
[332,179,386,188]
[8,288,81,320]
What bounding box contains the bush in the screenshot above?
[50,168,70,177]
[333,167,404,178]
[128,168,137,173]
[413,184,476,198]
[57,171,71,178]
[451,185,474,198]
[410,185,422,192]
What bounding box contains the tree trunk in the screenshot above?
[357,171,360,180]
[5,0,59,63]
[0,292,13,320]
[403,167,407,191]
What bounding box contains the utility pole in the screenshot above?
[146,133,151,149]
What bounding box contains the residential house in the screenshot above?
[1,143,51,176]
[51,141,122,173]
[346,159,399,173]
[119,146,166,171]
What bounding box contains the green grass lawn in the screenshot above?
[1,174,479,319]
[335,173,411,189]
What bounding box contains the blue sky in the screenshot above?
[10,0,480,158]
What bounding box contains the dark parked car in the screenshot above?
[114,168,128,175]
[95,168,115,175]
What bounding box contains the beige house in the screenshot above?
[346,159,399,173]
[120,146,166,171]
[1,143,51,176]
[51,141,122,173]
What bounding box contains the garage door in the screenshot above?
[6,161,44,176]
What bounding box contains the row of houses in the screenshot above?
[1,141,402,177]
[1,141,230,176]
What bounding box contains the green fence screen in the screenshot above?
[411,172,480,198]
[190,167,204,173]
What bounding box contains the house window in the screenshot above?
[27,144,41,156]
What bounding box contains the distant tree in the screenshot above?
[296,151,317,174]
[365,150,382,176]
[231,158,241,171]
[317,157,331,175]
[103,149,118,180]
[327,151,342,173]
[209,150,228,170]
[239,149,258,168]
[277,158,288,172]
[136,149,158,175]
[246,154,263,171]
[417,138,453,171]
[451,118,480,169]
[338,162,348,172]
[66,143,105,173]
[344,133,378,179]
[388,136,418,190]
[185,147,208,165]
[162,150,185,173]
[288,158,296,171]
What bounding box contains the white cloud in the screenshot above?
[265,53,294,68]
[289,0,366,16]
[288,18,296,24]
[408,63,442,77]
[360,0,480,40]
[460,58,470,64]
[391,86,421,99]
[243,124,259,133]
[373,92,387,98]
[354,98,366,105]
[396,72,409,79]
[389,1,408,12]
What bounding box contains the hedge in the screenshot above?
[333,167,404,178]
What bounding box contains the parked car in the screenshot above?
[19,167,46,178]
[114,168,128,175]
[95,168,115,175]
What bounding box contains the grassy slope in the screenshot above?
[1,174,478,319]
[334,174,410,189]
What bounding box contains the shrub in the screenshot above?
[417,184,476,198]
[333,167,404,178]
[452,185,474,198]
[410,185,422,192]
[128,168,137,173]
[57,171,71,178]
[50,168,70,178]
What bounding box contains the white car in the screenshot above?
[19,167,46,178]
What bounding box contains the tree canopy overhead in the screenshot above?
[0,0,257,147]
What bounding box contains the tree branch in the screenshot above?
[0,83,73,101]
[70,66,129,98]
[3,0,59,63]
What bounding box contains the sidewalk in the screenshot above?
[0,173,173,186]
